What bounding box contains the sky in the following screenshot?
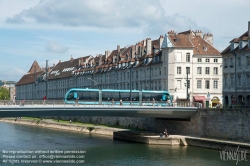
[0,0,249,82]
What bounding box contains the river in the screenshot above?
[0,122,248,166]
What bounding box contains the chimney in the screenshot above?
[138,44,141,57]
[248,21,250,37]
[159,35,164,49]
[105,50,110,59]
[203,33,213,46]
[131,45,135,58]
[195,30,203,37]
[99,55,103,66]
[117,45,120,54]
[146,38,152,55]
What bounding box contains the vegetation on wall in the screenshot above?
[0,87,10,100]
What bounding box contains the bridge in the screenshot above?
[0,105,198,119]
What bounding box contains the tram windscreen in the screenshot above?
[66,90,99,102]
[142,92,170,102]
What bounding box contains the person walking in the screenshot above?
[152,98,155,106]
[119,99,122,106]
[111,99,115,106]
[43,96,46,105]
[74,92,78,106]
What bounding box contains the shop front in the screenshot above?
[193,96,206,108]
[211,96,220,107]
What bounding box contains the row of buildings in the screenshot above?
[15,21,250,107]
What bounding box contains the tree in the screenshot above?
[0,87,10,100]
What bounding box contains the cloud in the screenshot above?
[4,0,208,35]
[0,67,26,81]
[46,42,68,53]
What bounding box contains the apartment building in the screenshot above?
[221,21,250,106]
[16,30,222,107]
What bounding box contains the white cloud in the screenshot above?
[4,0,207,35]
[46,42,68,53]
[0,67,26,81]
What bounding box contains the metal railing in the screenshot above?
[0,100,202,107]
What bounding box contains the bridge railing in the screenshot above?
[0,100,200,107]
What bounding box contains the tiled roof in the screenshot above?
[192,36,220,55]
[168,34,193,48]
[28,60,41,74]
[16,71,44,86]
[221,30,249,54]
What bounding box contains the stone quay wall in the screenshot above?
[54,108,250,142]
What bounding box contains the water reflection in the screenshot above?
[0,122,249,166]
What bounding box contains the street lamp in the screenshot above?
[46,60,48,100]
[186,67,189,107]
[130,64,132,105]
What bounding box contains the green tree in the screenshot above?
[0,87,10,100]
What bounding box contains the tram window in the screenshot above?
[142,92,163,101]
[77,91,98,101]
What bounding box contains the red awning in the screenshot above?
[193,96,206,101]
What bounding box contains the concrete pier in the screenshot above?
[114,131,250,154]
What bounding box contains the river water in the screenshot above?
[0,122,248,166]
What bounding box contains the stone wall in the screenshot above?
[55,109,250,142]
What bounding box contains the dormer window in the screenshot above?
[203,46,207,51]
[239,41,243,49]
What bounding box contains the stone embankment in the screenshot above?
[114,131,250,154]
[0,118,127,136]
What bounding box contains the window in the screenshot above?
[214,59,218,63]
[213,67,218,75]
[176,52,182,62]
[186,53,190,62]
[197,80,202,89]
[247,57,250,66]
[177,80,181,89]
[238,75,241,86]
[224,59,227,68]
[247,75,250,86]
[177,67,181,74]
[230,75,234,87]
[164,67,166,75]
[205,80,210,89]
[230,58,233,66]
[224,76,227,87]
[213,81,218,89]
[205,67,210,74]
[205,58,210,62]
[198,58,202,62]
[238,57,241,67]
[186,67,190,74]
[197,67,202,74]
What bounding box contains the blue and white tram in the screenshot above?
[64,88,172,106]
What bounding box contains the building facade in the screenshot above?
[162,30,222,107]
[221,21,250,106]
[16,29,222,107]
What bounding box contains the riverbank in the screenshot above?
[0,118,128,136]
[114,131,250,154]
[1,118,250,155]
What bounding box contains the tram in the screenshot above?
[64,88,172,106]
